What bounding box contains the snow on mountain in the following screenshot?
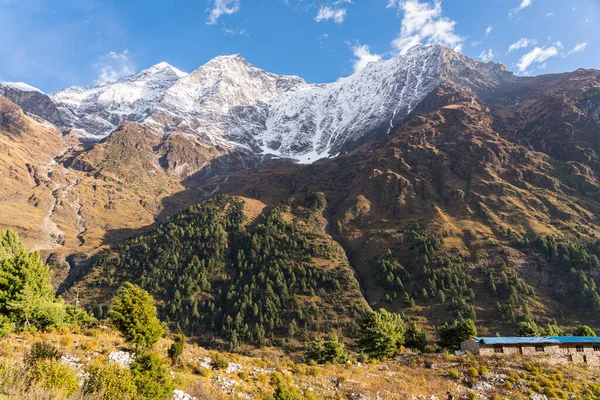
[19,45,514,163]
[0,82,45,94]
[50,62,188,137]
[146,54,310,144]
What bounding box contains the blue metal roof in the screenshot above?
[474,336,600,345]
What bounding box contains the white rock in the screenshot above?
[173,389,196,400]
[108,351,136,367]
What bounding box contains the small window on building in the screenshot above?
[594,346,600,352]
[567,355,573,362]
[576,345,584,352]
[494,346,503,354]
[535,345,545,352]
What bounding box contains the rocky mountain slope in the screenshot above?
[1,45,600,335]
[4,45,515,162]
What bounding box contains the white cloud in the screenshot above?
[568,42,588,55]
[516,46,558,72]
[472,25,493,46]
[392,0,464,55]
[546,12,554,17]
[315,6,346,23]
[351,44,382,73]
[223,26,249,37]
[479,49,494,62]
[319,33,329,49]
[507,38,537,53]
[95,50,134,83]
[510,0,532,16]
[387,0,400,8]
[207,0,240,25]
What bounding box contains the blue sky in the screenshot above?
[0,0,598,92]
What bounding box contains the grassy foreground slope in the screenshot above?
[2,328,600,399]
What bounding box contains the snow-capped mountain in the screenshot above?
[50,62,188,137]
[0,82,64,126]
[2,45,515,163]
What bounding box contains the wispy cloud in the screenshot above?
[507,38,537,53]
[510,0,532,17]
[567,42,588,55]
[222,26,249,37]
[479,49,494,62]
[207,0,240,25]
[472,25,493,46]
[391,0,464,55]
[95,50,135,83]
[517,45,558,72]
[315,6,347,24]
[351,44,382,73]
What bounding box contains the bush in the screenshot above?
[405,321,427,351]
[0,315,14,337]
[28,359,79,397]
[448,369,460,379]
[357,309,406,359]
[84,362,138,400]
[305,334,349,364]
[168,333,185,364]
[211,354,229,371]
[437,319,477,350]
[466,367,479,377]
[573,325,597,337]
[517,321,541,337]
[65,303,97,327]
[110,282,164,348]
[24,341,61,367]
[130,351,175,399]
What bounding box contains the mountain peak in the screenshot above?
[201,54,251,70]
[0,81,45,94]
[142,62,188,79]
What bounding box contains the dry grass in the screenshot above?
[2,328,600,399]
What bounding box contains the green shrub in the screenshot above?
[65,303,97,327]
[437,319,477,350]
[448,369,460,379]
[29,359,78,397]
[110,282,164,349]
[211,354,229,371]
[84,363,138,400]
[130,351,175,399]
[305,334,349,364]
[573,325,597,337]
[357,309,406,359]
[0,315,14,337]
[168,333,185,364]
[466,367,479,377]
[24,341,61,367]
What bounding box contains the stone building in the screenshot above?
[460,337,600,364]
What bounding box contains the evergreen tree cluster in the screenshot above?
[95,196,366,348]
[373,230,476,320]
[532,235,600,316]
[0,230,94,332]
[487,262,536,323]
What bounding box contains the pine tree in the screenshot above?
[357,309,406,360]
[110,282,164,349]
